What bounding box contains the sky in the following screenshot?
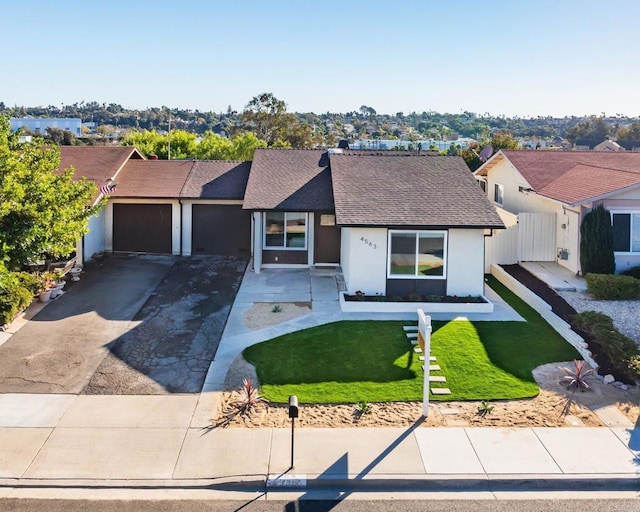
[3,0,639,117]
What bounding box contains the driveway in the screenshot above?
[0,254,247,394]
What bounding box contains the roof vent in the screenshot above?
[328,148,343,155]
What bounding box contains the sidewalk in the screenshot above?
[0,266,638,499]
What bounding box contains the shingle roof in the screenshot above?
[58,146,144,183]
[481,150,640,205]
[180,161,251,199]
[330,154,504,228]
[242,149,334,211]
[113,160,194,198]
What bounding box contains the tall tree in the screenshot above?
[566,117,610,144]
[194,132,266,160]
[580,204,615,275]
[616,122,640,143]
[461,131,519,171]
[0,116,102,270]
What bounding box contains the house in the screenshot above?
[57,146,145,263]
[56,146,504,308]
[244,149,504,299]
[475,150,640,274]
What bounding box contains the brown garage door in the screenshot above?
[192,204,251,256]
[113,204,172,254]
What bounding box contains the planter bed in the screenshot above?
[340,292,493,314]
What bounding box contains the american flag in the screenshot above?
[100,180,116,195]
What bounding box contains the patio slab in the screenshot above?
[57,395,199,428]
[465,428,562,474]
[414,428,484,474]
[533,427,640,474]
[0,394,76,427]
[268,427,424,477]
[23,427,186,479]
[0,428,52,478]
[173,427,272,479]
[520,261,588,292]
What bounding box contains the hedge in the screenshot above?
[621,265,640,280]
[585,273,640,300]
[0,271,37,326]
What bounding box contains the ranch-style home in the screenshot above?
[60,146,504,305]
[475,150,640,274]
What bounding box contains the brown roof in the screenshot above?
[330,154,504,228]
[180,161,251,199]
[480,150,640,205]
[113,160,194,198]
[242,149,334,211]
[57,146,144,202]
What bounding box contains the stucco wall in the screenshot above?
[82,210,106,262]
[600,193,640,273]
[447,229,485,296]
[341,227,388,294]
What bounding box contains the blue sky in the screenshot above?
[3,0,639,117]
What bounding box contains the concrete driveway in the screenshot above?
[0,254,246,394]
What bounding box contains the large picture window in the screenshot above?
[612,212,640,253]
[264,212,307,250]
[388,231,446,278]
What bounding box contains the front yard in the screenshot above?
[243,277,579,404]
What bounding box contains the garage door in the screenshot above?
[192,204,251,256]
[113,204,172,254]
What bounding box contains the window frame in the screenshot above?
[493,183,504,206]
[263,211,308,251]
[611,211,640,254]
[387,230,447,280]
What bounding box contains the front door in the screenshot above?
[314,212,341,265]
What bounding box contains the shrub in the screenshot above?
[585,273,640,300]
[621,265,640,280]
[0,271,35,326]
[573,311,639,382]
[629,355,640,378]
[580,204,615,275]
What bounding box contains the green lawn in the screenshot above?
[242,276,579,404]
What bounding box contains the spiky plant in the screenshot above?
[234,379,266,415]
[559,360,594,392]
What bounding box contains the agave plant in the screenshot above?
[559,360,594,392]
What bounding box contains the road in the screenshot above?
[1,497,639,512]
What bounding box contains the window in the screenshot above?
[493,183,504,205]
[388,231,446,278]
[264,212,307,249]
[612,212,640,253]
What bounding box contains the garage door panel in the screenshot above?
[192,205,251,256]
[113,204,172,254]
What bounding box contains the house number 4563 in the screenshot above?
[360,237,377,249]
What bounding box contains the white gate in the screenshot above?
[485,211,556,271]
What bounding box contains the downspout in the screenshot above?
[179,199,183,256]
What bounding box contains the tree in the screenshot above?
[566,117,610,144]
[194,132,266,160]
[45,127,76,145]
[616,122,640,143]
[239,93,319,148]
[121,130,166,158]
[0,115,102,270]
[460,131,520,171]
[580,204,615,275]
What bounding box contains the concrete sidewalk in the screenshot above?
[0,393,638,497]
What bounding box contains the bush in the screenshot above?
[580,204,615,275]
[621,265,640,280]
[0,271,35,326]
[573,310,639,382]
[585,273,640,300]
[629,355,640,379]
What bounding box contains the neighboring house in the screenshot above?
[11,117,83,136]
[243,149,503,298]
[57,146,145,263]
[593,140,624,152]
[475,150,640,274]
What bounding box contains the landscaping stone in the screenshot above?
[429,365,441,371]
[431,388,451,395]
[429,376,447,382]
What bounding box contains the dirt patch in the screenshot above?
[212,357,639,428]
[243,302,311,331]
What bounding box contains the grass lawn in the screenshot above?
[243,276,579,404]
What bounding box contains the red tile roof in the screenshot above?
[330,154,504,228]
[490,150,640,205]
[113,160,194,198]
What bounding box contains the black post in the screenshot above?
[288,395,299,469]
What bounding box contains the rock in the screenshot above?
[603,374,615,384]
[612,381,629,391]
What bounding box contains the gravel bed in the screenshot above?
[557,290,640,345]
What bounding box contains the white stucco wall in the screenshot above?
[81,209,106,262]
[601,193,640,273]
[341,227,388,294]
[446,229,486,296]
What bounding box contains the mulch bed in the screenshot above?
[500,264,619,379]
